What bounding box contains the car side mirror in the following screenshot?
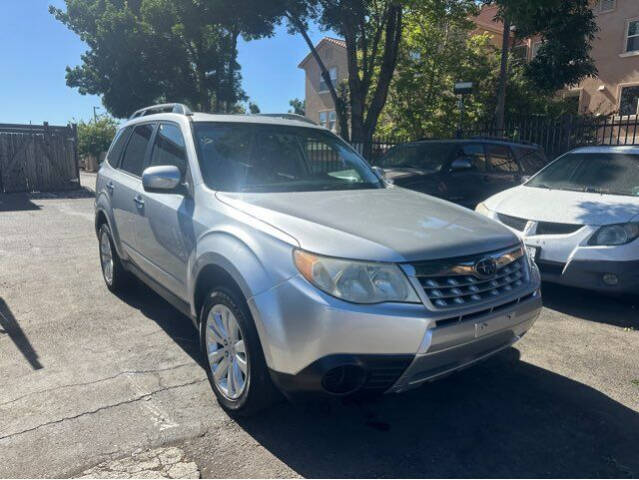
[450,158,473,172]
[371,166,394,185]
[142,166,182,193]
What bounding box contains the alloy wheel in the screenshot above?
[205,304,248,400]
[100,229,114,285]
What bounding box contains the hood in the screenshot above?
[485,185,639,225]
[217,187,519,263]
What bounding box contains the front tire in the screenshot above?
[200,287,279,416]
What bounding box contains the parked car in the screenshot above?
[375,139,548,209]
[95,104,542,415]
[476,146,639,294]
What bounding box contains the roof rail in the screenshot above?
[130,103,193,119]
[256,113,317,125]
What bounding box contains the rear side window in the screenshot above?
[105,127,131,167]
[149,123,187,175]
[486,144,519,173]
[120,124,154,176]
[516,149,547,175]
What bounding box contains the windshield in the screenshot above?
[378,143,453,172]
[526,152,639,196]
[193,123,382,192]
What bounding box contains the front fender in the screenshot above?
[188,227,298,318]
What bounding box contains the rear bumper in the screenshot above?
[538,259,639,294]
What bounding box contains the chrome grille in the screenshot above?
[412,247,528,309]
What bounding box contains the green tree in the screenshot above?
[50,0,274,118]
[288,98,306,116]
[487,0,598,128]
[78,116,118,158]
[379,0,494,138]
[248,101,261,114]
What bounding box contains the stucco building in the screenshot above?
[299,2,639,126]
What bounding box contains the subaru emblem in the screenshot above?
[474,257,497,278]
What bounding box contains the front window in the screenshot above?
[193,123,382,193]
[378,143,454,172]
[620,85,639,117]
[626,19,639,53]
[526,152,639,197]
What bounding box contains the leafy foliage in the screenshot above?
[288,98,306,116]
[50,0,276,118]
[78,116,118,158]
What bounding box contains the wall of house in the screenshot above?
[301,41,348,132]
[576,0,639,115]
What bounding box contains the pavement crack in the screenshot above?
[0,377,207,441]
[0,362,197,408]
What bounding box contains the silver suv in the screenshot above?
[95,103,542,415]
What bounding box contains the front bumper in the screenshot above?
[537,258,639,294]
[248,272,541,397]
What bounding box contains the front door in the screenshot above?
[135,123,195,300]
[484,143,521,197]
[444,143,489,208]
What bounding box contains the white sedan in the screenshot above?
[476,146,639,294]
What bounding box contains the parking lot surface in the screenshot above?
[1,176,638,478]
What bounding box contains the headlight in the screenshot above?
[588,223,639,246]
[293,249,420,304]
[475,202,491,216]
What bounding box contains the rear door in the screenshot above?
[484,143,521,196]
[135,122,194,299]
[444,143,489,207]
[111,122,155,265]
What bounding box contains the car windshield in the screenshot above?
[526,152,639,196]
[377,143,453,172]
[193,123,382,192]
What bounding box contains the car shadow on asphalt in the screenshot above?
[0,297,43,370]
[113,280,204,369]
[541,283,638,329]
[235,349,639,478]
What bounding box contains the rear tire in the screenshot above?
[98,224,129,293]
[200,287,279,416]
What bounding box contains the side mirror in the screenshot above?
[371,166,394,185]
[142,165,182,193]
[450,158,473,172]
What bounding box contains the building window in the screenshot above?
[319,111,337,131]
[626,20,639,53]
[594,0,616,13]
[319,67,338,93]
[531,41,543,59]
[512,44,528,63]
[620,85,639,117]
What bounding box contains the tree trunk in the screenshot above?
[287,11,350,140]
[495,18,511,133]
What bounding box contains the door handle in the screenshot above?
[133,195,145,208]
[106,182,114,193]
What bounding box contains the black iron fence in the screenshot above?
[465,114,639,159]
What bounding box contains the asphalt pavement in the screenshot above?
[0,174,637,478]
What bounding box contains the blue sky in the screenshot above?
[1,1,329,125]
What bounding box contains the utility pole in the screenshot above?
[93,106,100,122]
[495,18,511,134]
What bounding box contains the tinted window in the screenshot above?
[106,127,130,167]
[378,143,452,172]
[453,143,486,172]
[149,124,187,175]
[120,124,154,176]
[527,152,639,196]
[486,144,518,173]
[516,149,547,175]
[194,123,381,192]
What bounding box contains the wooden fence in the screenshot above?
[0,123,79,193]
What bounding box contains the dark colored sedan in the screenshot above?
[375,139,548,209]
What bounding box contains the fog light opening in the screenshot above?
[321,365,366,395]
[602,273,619,286]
